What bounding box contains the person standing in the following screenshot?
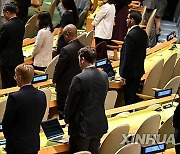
[92,0,115,45]
[32,11,54,71]
[64,47,108,154]
[56,0,79,54]
[14,0,31,24]
[0,0,9,25]
[2,64,47,154]
[53,24,84,119]
[119,11,148,105]
[0,3,25,89]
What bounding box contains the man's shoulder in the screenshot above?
[63,40,84,52]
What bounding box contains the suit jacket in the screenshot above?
[119,26,148,79]
[0,17,25,66]
[92,3,116,39]
[2,85,47,153]
[173,104,180,129]
[53,39,84,93]
[65,67,109,137]
[32,27,54,67]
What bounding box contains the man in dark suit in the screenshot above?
[64,47,109,154]
[2,64,47,154]
[0,3,25,89]
[119,11,148,105]
[53,24,84,118]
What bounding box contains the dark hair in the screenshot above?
[129,10,142,25]
[107,0,115,4]
[37,11,54,32]
[3,2,17,13]
[78,47,97,64]
[62,0,79,25]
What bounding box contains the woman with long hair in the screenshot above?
[57,0,79,54]
[32,11,54,71]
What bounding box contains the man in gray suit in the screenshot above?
[64,47,109,154]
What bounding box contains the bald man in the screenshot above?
[2,64,46,154]
[53,24,84,119]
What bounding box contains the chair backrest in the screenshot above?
[100,124,130,154]
[0,100,7,122]
[115,143,141,154]
[104,90,117,110]
[142,59,164,96]
[140,6,147,25]
[78,32,87,45]
[74,151,91,154]
[163,76,180,94]
[48,0,57,19]
[172,58,180,78]
[135,114,161,146]
[96,41,108,60]
[41,89,52,121]
[158,116,174,149]
[158,53,177,89]
[85,30,94,46]
[145,9,156,38]
[45,55,59,79]
[24,13,38,38]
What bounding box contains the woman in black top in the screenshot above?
[57,0,78,54]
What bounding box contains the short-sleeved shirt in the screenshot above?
[57,11,77,54]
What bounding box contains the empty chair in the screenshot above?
[85,30,94,46]
[172,58,180,77]
[158,53,177,89]
[140,6,147,25]
[96,41,108,60]
[115,143,141,154]
[163,76,180,94]
[78,33,87,45]
[141,59,164,97]
[48,0,58,20]
[0,100,7,122]
[41,89,52,121]
[34,55,59,79]
[100,124,130,154]
[104,90,117,110]
[145,9,157,39]
[134,114,161,146]
[158,116,174,149]
[24,13,38,38]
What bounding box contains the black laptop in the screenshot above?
[95,59,115,77]
[41,118,66,143]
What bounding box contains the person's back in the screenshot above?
[2,64,47,153]
[65,47,108,154]
[0,17,24,66]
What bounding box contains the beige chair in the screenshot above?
[115,143,141,154]
[78,33,87,45]
[85,30,94,47]
[145,9,157,38]
[41,89,52,121]
[100,124,130,154]
[140,6,147,25]
[140,59,164,98]
[163,76,180,94]
[48,0,57,20]
[0,100,7,122]
[74,151,91,154]
[158,116,174,149]
[34,55,59,79]
[158,53,177,89]
[172,58,180,77]
[134,114,161,146]
[104,90,117,110]
[24,13,38,38]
